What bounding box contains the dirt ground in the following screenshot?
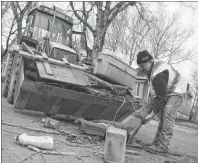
[1,92,198,163]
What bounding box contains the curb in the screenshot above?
[149,120,198,136]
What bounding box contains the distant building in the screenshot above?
[176,85,194,120]
[133,68,149,102]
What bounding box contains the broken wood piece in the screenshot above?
[42,150,76,156]
[86,73,114,90]
[43,62,53,75]
[27,145,76,156]
[40,52,53,75]
[28,145,40,152]
[11,49,85,71]
[2,122,60,135]
[41,52,48,60]
[125,150,141,155]
[43,117,60,129]
[76,119,107,137]
[93,119,124,129]
[21,42,35,55]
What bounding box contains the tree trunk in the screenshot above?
[17,17,23,44]
[92,29,107,59]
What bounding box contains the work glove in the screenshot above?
[144,110,156,123]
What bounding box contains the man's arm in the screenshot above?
[147,70,169,114]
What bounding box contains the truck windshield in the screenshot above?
[50,48,77,64]
[33,12,71,46]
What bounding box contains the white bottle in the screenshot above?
[16,133,53,150]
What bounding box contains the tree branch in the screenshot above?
[16,2,22,13]
[70,2,94,33]
[134,3,153,28]
[21,2,32,15]
[11,2,18,19]
[1,2,11,18]
[108,2,136,25]
[109,2,125,14]
[10,27,26,35]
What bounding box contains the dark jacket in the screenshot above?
[147,70,169,114]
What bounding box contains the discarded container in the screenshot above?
[104,127,127,163]
[42,117,60,129]
[121,115,142,133]
[93,52,137,88]
[16,133,53,150]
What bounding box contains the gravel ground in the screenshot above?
[2,94,198,163]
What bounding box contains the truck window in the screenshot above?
[50,48,77,64]
[33,12,70,45]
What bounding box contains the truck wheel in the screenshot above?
[2,53,14,98]
[7,55,21,104]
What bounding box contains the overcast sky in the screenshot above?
[165,2,198,83]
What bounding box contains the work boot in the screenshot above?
[146,144,168,154]
[145,140,159,146]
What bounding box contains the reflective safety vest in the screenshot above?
[149,60,188,97]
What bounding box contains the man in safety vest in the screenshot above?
[135,50,188,153]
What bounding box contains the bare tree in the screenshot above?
[1,2,11,18]
[180,2,198,12]
[10,2,32,44]
[70,1,137,58]
[105,4,152,66]
[123,12,151,65]
[105,9,128,52]
[191,66,198,122]
[145,8,194,65]
[2,2,37,59]
[2,18,18,58]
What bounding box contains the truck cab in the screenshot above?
[24,5,79,64]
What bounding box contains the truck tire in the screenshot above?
[7,55,21,104]
[2,53,14,98]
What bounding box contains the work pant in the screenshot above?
[137,95,182,150]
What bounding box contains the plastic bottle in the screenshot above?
[16,133,53,150]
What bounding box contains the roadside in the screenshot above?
[1,94,198,163]
[149,120,198,136]
[175,119,198,130]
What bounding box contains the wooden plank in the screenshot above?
[39,52,54,75]
[41,52,48,60]
[36,61,89,86]
[43,62,54,75]
[14,57,24,105]
[77,119,107,137]
[21,42,35,55]
[10,50,85,71]
[86,73,113,90]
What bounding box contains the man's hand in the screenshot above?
[145,111,156,123]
